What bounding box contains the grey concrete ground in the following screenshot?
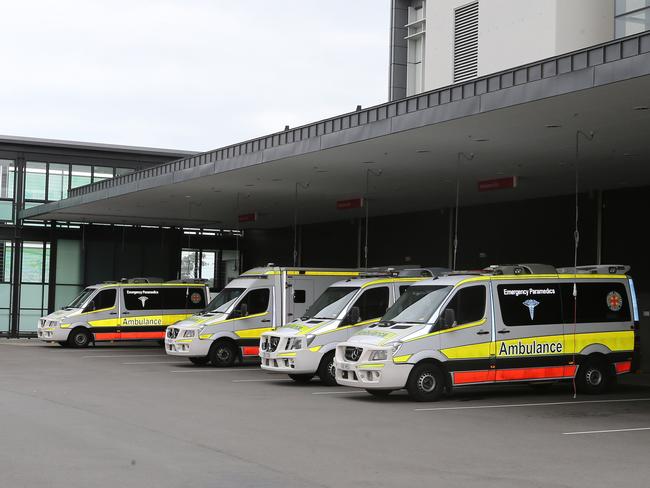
[1,338,649,488]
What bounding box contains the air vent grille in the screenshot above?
[454,1,479,83]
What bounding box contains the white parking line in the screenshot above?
[232,378,293,383]
[121,361,188,365]
[414,397,650,412]
[83,354,167,358]
[170,368,259,373]
[563,427,650,435]
[311,390,366,395]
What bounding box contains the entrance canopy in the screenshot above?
[22,33,650,229]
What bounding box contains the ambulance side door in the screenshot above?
[493,280,564,380]
[437,284,492,386]
[229,287,272,338]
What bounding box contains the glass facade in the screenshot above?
[616,0,650,37]
[181,249,240,290]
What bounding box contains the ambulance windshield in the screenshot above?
[65,288,96,309]
[382,285,452,324]
[303,287,360,320]
[205,288,246,314]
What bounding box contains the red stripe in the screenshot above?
[120,332,165,340]
[242,346,259,356]
[94,333,120,341]
[615,361,631,374]
[453,370,496,385]
[454,365,577,385]
[94,332,165,341]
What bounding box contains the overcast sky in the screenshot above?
[0,1,390,152]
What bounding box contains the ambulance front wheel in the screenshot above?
[289,374,314,384]
[406,363,445,402]
[576,358,611,394]
[208,340,237,367]
[317,351,337,386]
[67,328,92,348]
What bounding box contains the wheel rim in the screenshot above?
[327,360,335,379]
[216,346,232,362]
[418,372,436,393]
[585,367,603,387]
[74,332,88,346]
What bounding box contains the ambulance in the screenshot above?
[37,279,210,347]
[259,268,442,385]
[335,264,638,401]
[165,266,359,366]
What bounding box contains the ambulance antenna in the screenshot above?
[572,130,594,399]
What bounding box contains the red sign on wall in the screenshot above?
[238,213,257,223]
[336,198,364,210]
[478,176,517,192]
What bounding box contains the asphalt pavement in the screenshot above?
[1,338,649,488]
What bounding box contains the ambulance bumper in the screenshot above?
[37,326,70,342]
[165,337,212,357]
[334,344,412,389]
[260,348,322,374]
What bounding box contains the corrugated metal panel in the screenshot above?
[454,2,479,83]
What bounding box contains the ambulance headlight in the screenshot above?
[369,350,388,361]
[183,329,196,338]
[289,337,303,350]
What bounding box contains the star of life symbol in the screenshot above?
[138,296,148,307]
[523,299,540,320]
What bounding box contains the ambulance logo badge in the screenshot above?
[606,291,623,312]
[190,292,201,304]
[138,296,148,307]
[523,299,540,320]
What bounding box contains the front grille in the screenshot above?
[345,347,363,362]
[167,328,179,339]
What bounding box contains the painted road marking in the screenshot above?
[232,378,293,383]
[121,361,188,365]
[415,397,650,412]
[83,354,167,358]
[170,367,259,373]
[312,390,366,395]
[563,427,650,435]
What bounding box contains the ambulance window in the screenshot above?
[399,285,411,295]
[293,290,306,304]
[84,289,116,312]
[123,288,162,310]
[560,282,631,323]
[234,288,270,317]
[441,285,486,327]
[162,288,189,309]
[497,284,562,326]
[345,287,390,325]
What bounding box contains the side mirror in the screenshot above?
[442,308,456,329]
[346,306,361,325]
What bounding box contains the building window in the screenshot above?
[405,1,426,96]
[181,249,217,289]
[453,1,479,83]
[0,160,16,224]
[615,0,650,37]
[19,241,50,333]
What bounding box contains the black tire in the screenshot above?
[208,340,238,367]
[289,373,314,384]
[366,389,394,397]
[189,357,210,366]
[67,328,92,348]
[576,358,610,394]
[406,363,445,402]
[317,351,337,386]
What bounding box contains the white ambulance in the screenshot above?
[335,264,638,401]
[165,266,359,366]
[259,269,441,385]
